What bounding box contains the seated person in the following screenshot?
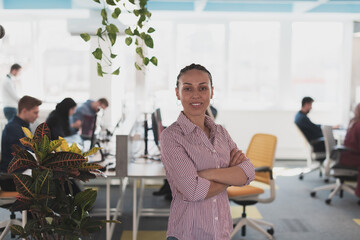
[340,103,360,198]
[46,98,77,140]
[70,98,109,135]
[0,96,42,191]
[294,96,325,153]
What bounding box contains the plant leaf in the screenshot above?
[93,0,100,3]
[43,152,87,168]
[108,33,117,46]
[74,188,97,211]
[69,143,82,155]
[11,144,24,155]
[112,7,121,19]
[97,63,103,77]
[106,0,116,6]
[147,27,155,33]
[92,48,103,60]
[33,123,51,143]
[112,67,120,75]
[135,62,142,70]
[101,8,108,22]
[106,23,119,33]
[124,27,133,36]
[143,57,149,66]
[79,163,104,170]
[13,173,34,198]
[8,149,37,173]
[125,37,132,46]
[83,147,102,157]
[34,170,52,194]
[110,53,117,58]
[49,139,62,152]
[150,56,158,66]
[136,47,144,58]
[58,137,70,151]
[144,35,154,48]
[10,225,25,236]
[80,33,91,42]
[22,127,33,139]
[19,137,34,150]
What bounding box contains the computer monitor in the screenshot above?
[152,108,165,147]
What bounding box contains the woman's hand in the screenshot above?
[229,148,247,167]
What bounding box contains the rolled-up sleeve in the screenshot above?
[160,130,210,202]
[237,159,255,185]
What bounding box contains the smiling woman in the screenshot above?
[160,63,255,240]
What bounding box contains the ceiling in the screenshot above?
[2,0,360,14]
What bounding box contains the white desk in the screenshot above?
[127,160,168,240]
[333,129,347,146]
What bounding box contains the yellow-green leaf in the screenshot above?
[83,147,102,157]
[58,137,70,151]
[69,143,82,155]
[80,33,91,42]
[112,67,120,75]
[22,127,33,139]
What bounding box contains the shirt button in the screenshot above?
[217,165,220,168]
[212,149,216,153]
[213,199,216,203]
[215,217,218,220]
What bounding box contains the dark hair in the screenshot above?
[18,95,42,114]
[302,96,314,107]
[98,98,109,108]
[176,63,213,88]
[10,63,21,72]
[55,98,77,117]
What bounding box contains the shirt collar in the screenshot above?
[13,116,30,128]
[177,111,217,136]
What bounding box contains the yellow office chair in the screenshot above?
[227,133,277,240]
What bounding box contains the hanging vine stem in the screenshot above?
[81,0,158,77]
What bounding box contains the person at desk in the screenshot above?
[0,96,42,191]
[1,63,21,122]
[46,98,77,140]
[70,98,109,135]
[340,103,360,198]
[160,63,255,240]
[295,96,326,152]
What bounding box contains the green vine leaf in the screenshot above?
[80,33,90,42]
[97,63,103,77]
[106,0,116,5]
[144,35,154,48]
[125,37,132,46]
[112,67,120,75]
[125,27,133,36]
[96,28,104,41]
[150,56,158,66]
[93,0,100,3]
[92,48,103,60]
[112,7,121,18]
[129,0,135,4]
[110,53,117,58]
[143,57,149,66]
[135,62,141,70]
[106,24,119,34]
[136,47,144,58]
[147,27,155,33]
[101,9,108,22]
[108,33,117,46]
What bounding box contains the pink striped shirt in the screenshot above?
[160,112,255,240]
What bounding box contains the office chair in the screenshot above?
[0,174,22,240]
[81,114,105,161]
[310,126,358,204]
[295,125,326,180]
[227,133,277,240]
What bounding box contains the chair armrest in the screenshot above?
[330,145,358,159]
[0,173,13,181]
[255,166,273,180]
[309,137,324,146]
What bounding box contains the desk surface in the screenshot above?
[127,160,165,178]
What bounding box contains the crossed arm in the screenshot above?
[198,148,250,199]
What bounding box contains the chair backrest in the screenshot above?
[321,125,337,161]
[246,134,277,185]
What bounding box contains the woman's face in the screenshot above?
[176,69,213,118]
[69,106,76,116]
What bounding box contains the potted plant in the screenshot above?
[7,123,116,239]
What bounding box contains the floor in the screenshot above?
[1,160,360,240]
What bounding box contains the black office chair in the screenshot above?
[81,114,104,161]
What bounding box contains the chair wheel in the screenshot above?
[324,178,329,183]
[310,192,316,197]
[267,228,274,235]
[325,199,331,204]
[299,174,304,180]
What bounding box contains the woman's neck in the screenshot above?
[183,111,206,131]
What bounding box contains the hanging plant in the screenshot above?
[80,0,158,76]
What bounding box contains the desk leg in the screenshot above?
[133,178,137,240]
[106,178,111,240]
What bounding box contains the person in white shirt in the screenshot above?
[1,63,21,121]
